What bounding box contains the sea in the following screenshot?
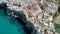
[0,8,26,34]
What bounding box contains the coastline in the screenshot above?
[0,4,26,34]
[0,3,36,34]
[0,0,58,34]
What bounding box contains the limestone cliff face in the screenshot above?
[1,0,58,34]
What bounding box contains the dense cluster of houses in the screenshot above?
[0,0,58,34]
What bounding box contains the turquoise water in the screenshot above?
[0,9,25,34]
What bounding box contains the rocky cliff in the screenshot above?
[0,0,58,34]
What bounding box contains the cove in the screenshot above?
[0,8,26,34]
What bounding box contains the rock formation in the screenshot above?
[0,0,58,34]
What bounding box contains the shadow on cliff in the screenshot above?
[4,7,36,34]
[0,2,36,34]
